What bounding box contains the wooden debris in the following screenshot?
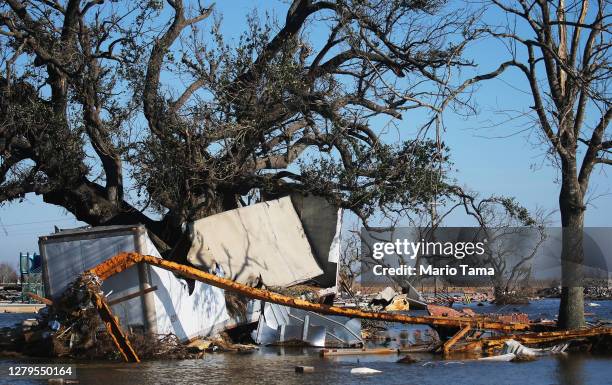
[24,292,53,306]
[321,348,397,356]
[85,277,140,363]
[443,325,471,354]
[479,327,612,353]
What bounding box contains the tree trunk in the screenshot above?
[557,180,586,329]
[40,179,241,258]
[493,285,504,300]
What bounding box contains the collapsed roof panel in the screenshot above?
[186,197,325,287]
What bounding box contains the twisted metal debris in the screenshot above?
[81,252,534,362]
[77,252,612,362]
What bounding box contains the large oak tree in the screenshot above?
[1,1,475,252]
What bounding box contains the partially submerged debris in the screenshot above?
[253,302,362,347]
[321,348,396,356]
[479,327,612,353]
[478,353,516,362]
[351,367,382,374]
[39,225,253,344]
[396,354,420,364]
[83,252,532,362]
[1,274,254,361]
[501,339,568,357]
[24,217,612,364]
[475,339,568,363]
[427,304,530,325]
[295,366,315,373]
[502,339,538,357]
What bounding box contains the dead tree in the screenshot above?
[452,190,548,302]
[338,229,362,296]
[363,190,546,300]
[466,0,610,328]
[0,262,18,283]
[1,1,477,252]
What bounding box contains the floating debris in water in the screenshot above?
[350,367,382,374]
[295,366,315,373]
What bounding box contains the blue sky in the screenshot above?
[1,1,610,268]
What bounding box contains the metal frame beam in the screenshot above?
[82,252,535,362]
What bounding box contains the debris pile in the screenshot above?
[267,284,326,303]
[537,286,612,300]
[426,304,530,325]
[365,286,424,312]
[0,275,256,361]
[0,284,21,302]
[6,197,610,364]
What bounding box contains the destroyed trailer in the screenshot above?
[38,196,362,353]
[31,195,612,362]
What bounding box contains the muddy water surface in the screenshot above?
[1,299,611,385]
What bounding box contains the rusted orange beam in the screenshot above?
[86,278,140,363]
[474,326,612,353]
[84,252,535,362]
[89,253,531,332]
[24,292,53,306]
[443,325,471,354]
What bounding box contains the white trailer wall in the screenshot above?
[142,236,237,340]
[40,226,258,342]
[41,229,145,327]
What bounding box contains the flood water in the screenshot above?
[1,299,611,385]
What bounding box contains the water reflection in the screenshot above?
[557,354,585,385]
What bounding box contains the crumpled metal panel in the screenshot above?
[253,302,362,347]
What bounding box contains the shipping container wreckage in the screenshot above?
[38,196,612,363]
[39,196,364,351]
